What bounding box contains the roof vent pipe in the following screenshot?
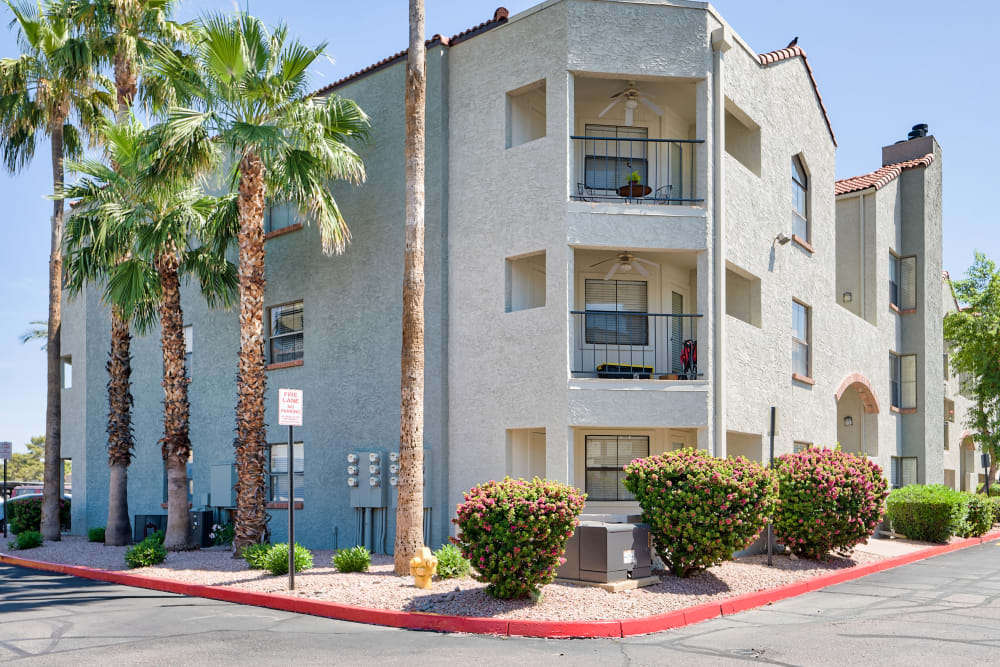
[907,123,928,140]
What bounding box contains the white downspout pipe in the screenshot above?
[711,28,731,458]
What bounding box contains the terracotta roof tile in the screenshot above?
[310,8,509,98]
[756,45,836,147]
[834,153,935,196]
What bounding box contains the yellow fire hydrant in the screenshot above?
[409,546,438,590]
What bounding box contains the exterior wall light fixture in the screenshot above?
[843,416,854,427]
[842,291,853,303]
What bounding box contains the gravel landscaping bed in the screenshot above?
[3,535,894,622]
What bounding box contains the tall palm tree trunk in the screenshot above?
[105,308,134,545]
[232,150,268,554]
[394,0,427,575]
[41,119,66,542]
[157,250,192,550]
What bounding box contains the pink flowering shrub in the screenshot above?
[452,477,585,599]
[773,448,888,559]
[623,449,777,577]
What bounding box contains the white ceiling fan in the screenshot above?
[598,80,664,127]
[589,251,658,281]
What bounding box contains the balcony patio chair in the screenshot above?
[653,184,674,205]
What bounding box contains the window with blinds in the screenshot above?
[583,124,649,190]
[792,155,808,240]
[584,279,648,346]
[890,253,916,310]
[891,353,917,409]
[585,435,649,501]
[891,456,917,489]
[269,301,304,363]
[269,442,304,502]
[793,441,812,453]
[265,201,297,234]
[183,325,193,380]
[792,300,810,377]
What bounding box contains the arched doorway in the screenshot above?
[960,436,976,491]
[835,374,879,456]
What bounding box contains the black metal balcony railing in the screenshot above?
[571,135,705,204]
[571,311,703,379]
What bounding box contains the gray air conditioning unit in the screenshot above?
[558,519,652,583]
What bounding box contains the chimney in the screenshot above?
[882,123,934,166]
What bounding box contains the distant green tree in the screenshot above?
[7,437,46,482]
[944,252,1000,486]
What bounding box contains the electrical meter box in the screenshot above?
[210,463,238,508]
[389,449,431,507]
[348,450,388,508]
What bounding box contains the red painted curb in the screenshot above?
[4,530,999,640]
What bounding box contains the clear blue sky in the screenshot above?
[1,0,996,453]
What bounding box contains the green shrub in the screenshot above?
[434,543,471,579]
[962,494,993,537]
[332,545,371,573]
[240,543,271,569]
[210,522,235,546]
[623,449,776,577]
[988,497,1000,525]
[13,530,43,550]
[7,496,71,534]
[453,477,586,599]
[124,536,166,568]
[975,483,1000,497]
[87,527,106,543]
[886,485,969,542]
[773,448,889,558]
[263,543,313,576]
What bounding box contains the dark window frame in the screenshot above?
[268,300,304,364]
[584,434,649,501]
[267,441,304,503]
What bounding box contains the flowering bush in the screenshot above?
[452,477,585,599]
[6,496,71,535]
[623,449,776,577]
[210,522,235,546]
[886,485,969,543]
[961,494,993,537]
[772,448,888,558]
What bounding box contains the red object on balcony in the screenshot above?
[617,184,651,198]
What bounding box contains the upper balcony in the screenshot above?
[570,76,703,208]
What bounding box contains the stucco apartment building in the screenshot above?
[58,0,987,549]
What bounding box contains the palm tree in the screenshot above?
[19,320,49,348]
[0,0,112,541]
[155,13,369,552]
[394,0,426,575]
[62,116,237,549]
[49,0,196,546]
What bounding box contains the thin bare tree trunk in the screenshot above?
[105,308,134,545]
[394,0,427,575]
[157,250,192,550]
[232,150,268,554]
[41,120,66,542]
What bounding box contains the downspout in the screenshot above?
[711,28,731,458]
[859,192,866,318]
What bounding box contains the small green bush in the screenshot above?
[124,536,166,569]
[210,522,235,546]
[962,494,993,537]
[975,483,1000,497]
[263,543,313,576]
[453,477,586,599]
[332,545,371,573]
[623,449,777,577]
[13,530,43,550]
[886,485,969,543]
[241,543,271,569]
[6,496,71,534]
[987,497,1000,525]
[434,543,471,579]
[88,527,106,543]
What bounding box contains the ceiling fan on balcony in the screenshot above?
[598,80,664,126]
[589,251,658,281]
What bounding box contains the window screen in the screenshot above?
[585,435,649,501]
[792,156,808,239]
[585,279,648,346]
[890,353,917,409]
[890,254,916,310]
[583,124,649,191]
[891,456,917,489]
[269,301,304,363]
[269,442,304,502]
[792,301,809,377]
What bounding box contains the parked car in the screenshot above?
[1,492,72,531]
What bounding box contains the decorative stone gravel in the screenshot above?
[3,535,894,621]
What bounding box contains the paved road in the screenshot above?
[3,540,1000,665]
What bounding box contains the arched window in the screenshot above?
[791,155,808,240]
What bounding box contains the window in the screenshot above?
[265,201,297,234]
[183,325,193,380]
[891,353,917,410]
[268,301,303,364]
[724,102,761,176]
[889,253,916,310]
[791,155,808,240]
[793,441,812,453]
[61,356,72,390]
[269,442,304,502]
[890,456,917,489]
[585,279,648,346]
[505,252,546,312]
[725,264,761,327]
[583,124,649,191]
[505,80,546,148]
[944,420,950,451]
[792,300,810,378]
[585,435,648,501]
[943,353,950,381]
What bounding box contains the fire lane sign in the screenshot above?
[0,441,11,460]
[278,388,303,426]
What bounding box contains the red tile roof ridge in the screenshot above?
[756,45,836,147]
[834,153,935,196]
[310,7,509,98]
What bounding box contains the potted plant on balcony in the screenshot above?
[618,171,651,198]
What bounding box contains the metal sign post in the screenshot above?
[767,408,776,567]
[1,441,12,539]
[278,389,303,590]
[983,453,992,496]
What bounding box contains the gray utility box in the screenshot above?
[210,463,238,508]
[558,520,652,583]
